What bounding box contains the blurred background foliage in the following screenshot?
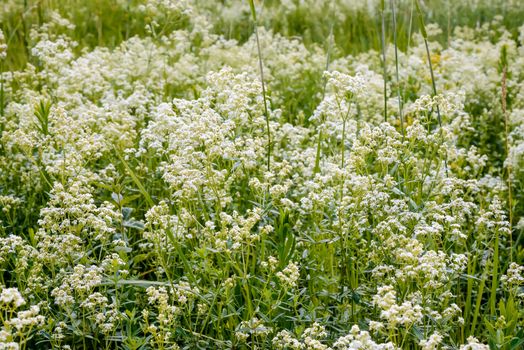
[2,0,524,71]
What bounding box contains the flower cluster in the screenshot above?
[0,0,522,349]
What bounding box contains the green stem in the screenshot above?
[248,0,271,172]
[463,258,475,339]
[500,46,513,261]
[314,24,333,174]
[341,118,346,170]
[380,0,388,122]
[489,228,499,317]
[470,272,486,335]
[390,0,404,139]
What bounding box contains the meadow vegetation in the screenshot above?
[0,0,523,349]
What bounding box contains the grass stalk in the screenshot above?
[407,0,414,50]
[314,24,334,174]
[390,0,404,139]
[446,0,451,47]
[489,229,499,317]
[500,45,513,261]
[248,0,271,172]
[463,258,476,339]
[470,272,486,336]
[380,0,388,122]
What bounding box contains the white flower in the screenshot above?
[459,336,490,350]
[420,332,443,350]
[324,71,365,98]
[501,262,524,288]
[276,261,300,289]
[0,288,25,309]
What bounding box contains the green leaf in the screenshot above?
[115,150,154,207]
[119,194,142,207]
[122,207,134,220]
[248,0,257,22]
[33,99,52,136]
[123,219,145,230]
[411,325,424,340]
[510,336,524,350]
[415,0,428,39]
[131,253,151,265]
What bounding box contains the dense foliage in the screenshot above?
[0,0,523,349]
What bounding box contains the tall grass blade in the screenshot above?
[390,0,404,139]
[380,0,388,122]
[489,229,500,317]
[500,45,513,261]
[314,24,334,174]
[248,0,272,172]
